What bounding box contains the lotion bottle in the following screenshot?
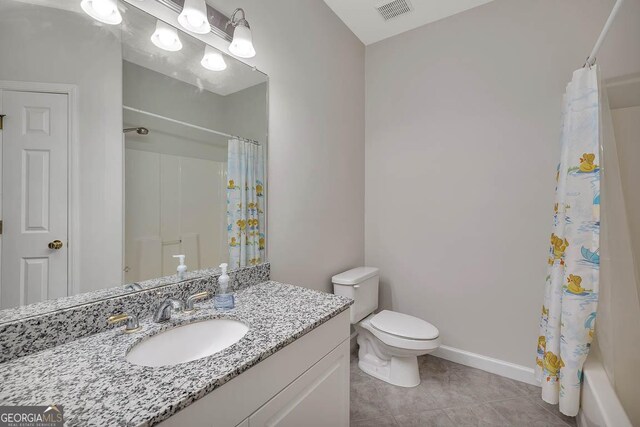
[214,263,235,310]
[173,255,187,280]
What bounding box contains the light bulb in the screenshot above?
[92,0,113,16]
[187,14,205,28]
[177,0,210,34]
[201,45,227,71]
[150,20,183,52]
[80,0,122,25]
[228,24,255,58]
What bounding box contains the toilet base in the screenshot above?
[358,352,420,388]
[357,330,422,387]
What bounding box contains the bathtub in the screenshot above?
[578,356,632,427]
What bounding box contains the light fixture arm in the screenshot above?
[226,7,256,58]
[228,8,250,29]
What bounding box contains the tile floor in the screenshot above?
[350,353,577,426]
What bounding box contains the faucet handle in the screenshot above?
[107,313,141,333]
[124,283,142,292]
[184,291,210,313]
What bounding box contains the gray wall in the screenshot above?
[365,0,640,368]
[238,0,366,292]
[224,83,268,145]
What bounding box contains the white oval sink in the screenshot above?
[126,319,248,367]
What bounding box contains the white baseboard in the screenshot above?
[432,345,540,386]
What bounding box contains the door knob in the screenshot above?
[48,240,63,250]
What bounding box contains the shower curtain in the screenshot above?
[536,67,601,416]
[227,139,265,269]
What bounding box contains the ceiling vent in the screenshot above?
[375,0,413,21]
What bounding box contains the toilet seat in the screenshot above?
[371,310,439,340]
[361,311,440,351]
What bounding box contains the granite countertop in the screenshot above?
[0,281,353,426]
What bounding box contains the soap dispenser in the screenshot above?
[214,263,235,310]
[173,255,187,280]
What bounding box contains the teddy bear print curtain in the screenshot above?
[536,67,601,417]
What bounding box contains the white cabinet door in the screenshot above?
[249,341,350,427]
[1,90,68,308]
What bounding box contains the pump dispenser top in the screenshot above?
[214,262,234,310]
[218,263,230,291]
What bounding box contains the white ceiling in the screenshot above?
[323,0,496,45]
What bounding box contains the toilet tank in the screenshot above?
[332,267,379,324]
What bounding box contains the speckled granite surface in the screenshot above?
[0,263,270,363]
[0,264,267,324]
[0,281,352,426]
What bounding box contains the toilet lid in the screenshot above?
[370,310,439,340]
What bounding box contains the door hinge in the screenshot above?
[0,114,5,130]
[0,220,3,235]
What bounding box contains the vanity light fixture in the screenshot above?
[177,0,210,34]
[80,0,122,25]
[150,20,183,51]
[201,45,227,71]
[227,8,256,58]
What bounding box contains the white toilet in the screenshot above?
[332,267,440,387]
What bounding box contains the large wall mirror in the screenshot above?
[0,0,268,315]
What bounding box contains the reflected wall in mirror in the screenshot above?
[0,0,268,312]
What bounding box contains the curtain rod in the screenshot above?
[123,106,261,146]
[584,0,624,67]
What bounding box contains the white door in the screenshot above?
[1,90,68,309]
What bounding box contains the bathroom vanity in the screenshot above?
[0,279,352,426]
[161,294,351,427]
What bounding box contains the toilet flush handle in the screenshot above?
[353,285,360,289]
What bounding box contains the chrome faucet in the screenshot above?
[153,297,184,323]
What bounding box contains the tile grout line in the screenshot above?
[440,408,461,426]
[353,356,574,426]
[386,389,572,426]
[530,399,575,427]
[366,371,532,409]
[350,382,396,423]
[484,395,574,427]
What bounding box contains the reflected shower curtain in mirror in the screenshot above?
[536,67,600,416]
[227,139,265,269]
